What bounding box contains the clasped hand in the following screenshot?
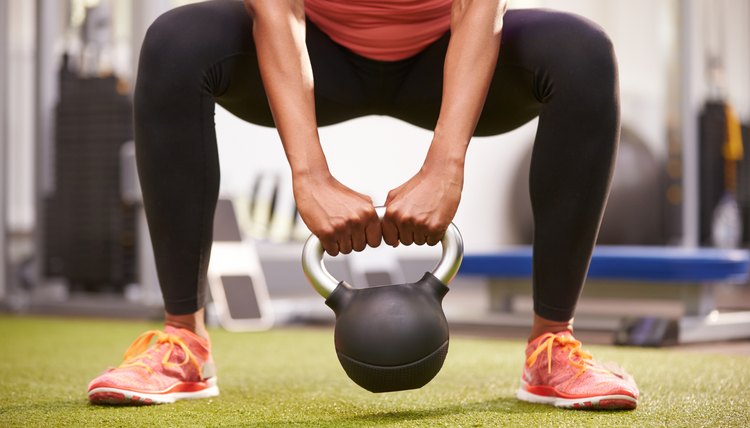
[293,167,462,256]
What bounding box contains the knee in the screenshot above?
[137,2,249,79]
[135,7,207,113]
[533,12,618,109]
[543,13,618,86]
[139,9,191,68]
[574,17,617,81]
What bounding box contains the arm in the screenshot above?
[383,0,508,246]
[245,0,380,256]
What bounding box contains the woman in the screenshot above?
[87,0,639,410]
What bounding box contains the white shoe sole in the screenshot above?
[516,386,637,410]
[88,377,219,405]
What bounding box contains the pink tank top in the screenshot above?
[305,0,452,61]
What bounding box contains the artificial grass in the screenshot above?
[0,316,748,427]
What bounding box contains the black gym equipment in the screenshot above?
[43,56,136,292]
[510,126,665,246]
[302,208,464,392]
[614,316,679,347]
[699,102,748,247]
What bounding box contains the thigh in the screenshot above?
[477,8,616,136]
[391,9,611,136]
[144,0,374,127]
[212,8,373,126]
[390,12,542,135]
[137,0,269,125]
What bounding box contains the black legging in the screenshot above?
[135,0,619,321]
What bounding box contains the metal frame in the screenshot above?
[0,0,8,301]
[207,199,274,331]
[679,0,700,248]
[34,0,62,296]
[484,277,750,344]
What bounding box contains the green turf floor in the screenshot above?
[0,316,748,427]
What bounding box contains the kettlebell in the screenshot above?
[302,208,463,393]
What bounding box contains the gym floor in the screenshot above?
[3,234,750,426]
[1,315,749,427]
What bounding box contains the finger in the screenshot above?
[365,219,382,248]
[385,189,396,205]
[351,226,367,252]
[322,239,339,257]
[426,228,445,246]
[337,233,354,255]
[413,222,428,246]
[398,219,415,246]
[414,233,427,246]
[381,218,399,247]
[360,205,380,248]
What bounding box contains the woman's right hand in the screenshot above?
[248,1,380,255]
[293,172,382,256]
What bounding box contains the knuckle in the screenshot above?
[318,226,336,239]
[330,218,345,229]
[350,211,369,227]
[427,220,446,233]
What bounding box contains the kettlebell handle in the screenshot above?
[302,207,464,298]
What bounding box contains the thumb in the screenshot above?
[385,188,399,205]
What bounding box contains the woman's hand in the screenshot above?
[380,0,506,248]
[249,0,380,256]
[294,172,381,256]
[383,161,463,247]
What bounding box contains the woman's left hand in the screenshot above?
[382,163,463,247]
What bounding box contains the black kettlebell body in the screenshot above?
[302,207,463,393]
[325,272,449,393]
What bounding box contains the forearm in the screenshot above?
[245,0,328,178]
[426,0,507,169]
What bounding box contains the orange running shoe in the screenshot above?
[517,331,639,410]
[87,326,219,405]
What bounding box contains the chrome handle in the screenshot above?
[302,207,464,298]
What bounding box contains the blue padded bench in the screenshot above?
[458,246,750,344]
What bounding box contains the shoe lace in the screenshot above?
[526,332,594,376]
[118,330,202,377]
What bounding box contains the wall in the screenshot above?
[216,114,536,253]
[6,0,36,233]
[4,0,750,250]
[213,0,677,251]
[215,0,749,251]
[1,0,8,296]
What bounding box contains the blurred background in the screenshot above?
[0,0,748,341]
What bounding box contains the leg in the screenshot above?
[134,1,255,323]
[135,2,366,323]
[90,0,375,405]
[518,12,619,328]
[480,9,620,327]
[394,9,618,329]
[481,10,636,410]
[89,1,257,404]
[393,9,636,410]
